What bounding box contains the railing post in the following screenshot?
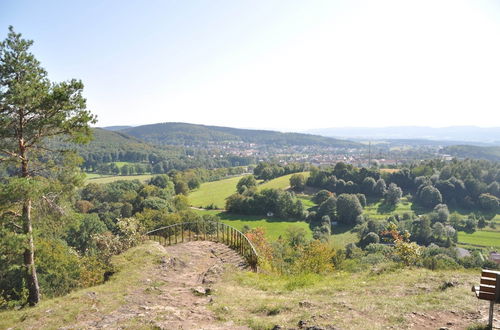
[216,222,219,242]
[489,301,494,330]
[168,228,171,245]
[175,225,178,244]
[181,223,184,243]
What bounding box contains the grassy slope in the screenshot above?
[189,175,245,208]
[193,209,312,241]
[85,174,154,184]
[0,242,168,329]
[212,268,483,330]
[0,241,486,330]
[189,172,310,209]
[457,230,500,249]
[363,197,414,220]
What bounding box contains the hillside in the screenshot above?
[441,145,500,161]
[0,241,249,329]
[118,122,361,148]
[0,241,492,330]
[48,127,156,154]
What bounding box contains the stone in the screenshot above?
[192,287,206,296]
[299,300,313,308]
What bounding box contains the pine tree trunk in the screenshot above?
[22,198,40,305]
[21,152,40,305]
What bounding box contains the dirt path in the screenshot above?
[72,241,250,330]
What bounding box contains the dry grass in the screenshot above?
[211,267,489,329]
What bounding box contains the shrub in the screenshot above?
[294,240,336,274]
[423,254,460,270]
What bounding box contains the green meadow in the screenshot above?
[363,197,415,220]
[189,172,310,209]
[189,175,245,208]
[85,174,154,184]
[193,209,312,240]
[457,230,500,249]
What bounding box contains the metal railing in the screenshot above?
[146,221,258,271]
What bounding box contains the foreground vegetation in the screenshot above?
[212,268,482,329]
[0,241,488,330]
[0,242,169,329]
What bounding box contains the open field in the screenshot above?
[189,172,310,209]
[85,174,154,184]
[363,197,415,220]
[189,175,245,208]
[379,168,400,173]
[457,230,500,249]
[193,209,312,240]
[330,223,358,249]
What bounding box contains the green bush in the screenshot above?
[423,254,461,270]
[36,239,83,298]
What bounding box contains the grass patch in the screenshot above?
[364,197,415,220]
[193,209,312,240]
[457,230,500,249]
[189,172,311,210]
[85,174,154,184]
[211,268,482,330]
[189,175,245,208]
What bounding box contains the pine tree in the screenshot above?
[0,26,96,305]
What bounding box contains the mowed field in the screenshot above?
[457,230,500,249]
[189,172,310,209]
[85,174,154,184]
[457,214,500,249]
[363,197,415,220]
[193,209,312,240]
[188,175,245,209]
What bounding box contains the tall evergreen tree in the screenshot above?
[0,27,96,305]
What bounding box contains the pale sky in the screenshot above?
[2,0,500,131]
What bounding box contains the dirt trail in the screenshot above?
[72,241,250,330]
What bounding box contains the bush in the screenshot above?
[422,254,461,270]
[294,240,336,274]
[36,239,83,298]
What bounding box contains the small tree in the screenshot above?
[336,194,363,224]
[0,27,96,305]
[419,185,442,208]
[289,173,306,192]
[236,175,257,194]
[384,183,402,206]
[374,178,387,197]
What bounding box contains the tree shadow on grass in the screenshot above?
[331,222,355,235]
[410,202,430,216]
[377,201,397,214]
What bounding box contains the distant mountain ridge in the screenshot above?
[113,122,361,148]
[306,126,500,144]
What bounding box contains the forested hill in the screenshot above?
[114,122,361,148]
[50,128,156,154]
[441,145,500,161]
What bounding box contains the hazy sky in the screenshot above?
[2,0,500,131]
